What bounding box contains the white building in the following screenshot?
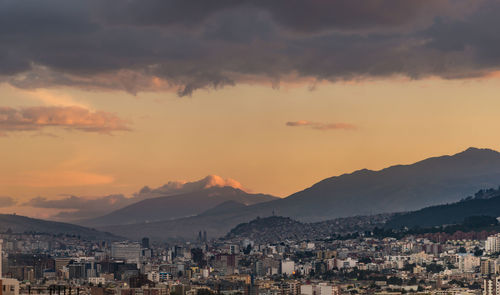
[486,234,500,254]
[147,271,160,283]
[281,259,295,275]
[88,277,106,285]
[301,285,313,295]
[301,283,339,295]
[458,254,480,273]
[335,257,358,269]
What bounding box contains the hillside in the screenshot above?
[81,186,277,227]
[0,214,119,240]
[224,215,392,244]
[100,209,391,242]
[226,216,308,242]
[385,188,500,229]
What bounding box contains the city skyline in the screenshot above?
[2,1,500,294]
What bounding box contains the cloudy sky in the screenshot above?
[2,0,500,219]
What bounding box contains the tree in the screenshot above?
[197,290,216,295]
[358,257,372,264]
[243,244,252,255]
[425,263,444,273]
[403,263,415,272]
[474,246,483,257]
[387,276,403,285]
[191,248,206,267]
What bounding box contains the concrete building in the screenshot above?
[111,242,142,262]
[458,254,480,273]
[281,259,295,275]
[300,283,340,295]
[484,276,500,295]
[486,234,500,254]
[88,277,106,285]
[481,259,498,275]
[0,240,19,295]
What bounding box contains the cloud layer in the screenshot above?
[136,175,244,197]
[286,120,355,131]
[0,106,130,135]
[0,196,17,207]
[24,175,245,221]
[0,0,499,95]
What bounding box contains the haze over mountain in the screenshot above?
[25,175,255,222]
[97,147,500,241]
[80,186,277,227]
[0,214,120,240]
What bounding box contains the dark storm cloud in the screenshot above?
[95,0,446,32]
[0,0,499,96]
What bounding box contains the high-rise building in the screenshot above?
[281,259,295,275]
[484,276,500,295]
[0,240,20,295]
[55,258,72,277]
[486,234,500,254]
[457,253,480,273]
[141,237,150,249]
[482,259,498,275]
[111,242,142,262]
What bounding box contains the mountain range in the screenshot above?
[90,147,500,241]
[0,214,120,240]
[80,186,277,227]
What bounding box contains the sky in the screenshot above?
[2,0,500,220]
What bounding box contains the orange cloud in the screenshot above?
[0,106,130,135]
[137,175,246,197]
[200,175,244,190]
[286,120,356,130]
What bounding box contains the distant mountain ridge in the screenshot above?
[80,186,278,227]
[97,147,500,241]
[0,214,119,240]
[266,147,500,221]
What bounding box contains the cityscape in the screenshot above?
[4,211,500,295]
[3,1,500,295]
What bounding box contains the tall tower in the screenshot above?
[0,239,3,278]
